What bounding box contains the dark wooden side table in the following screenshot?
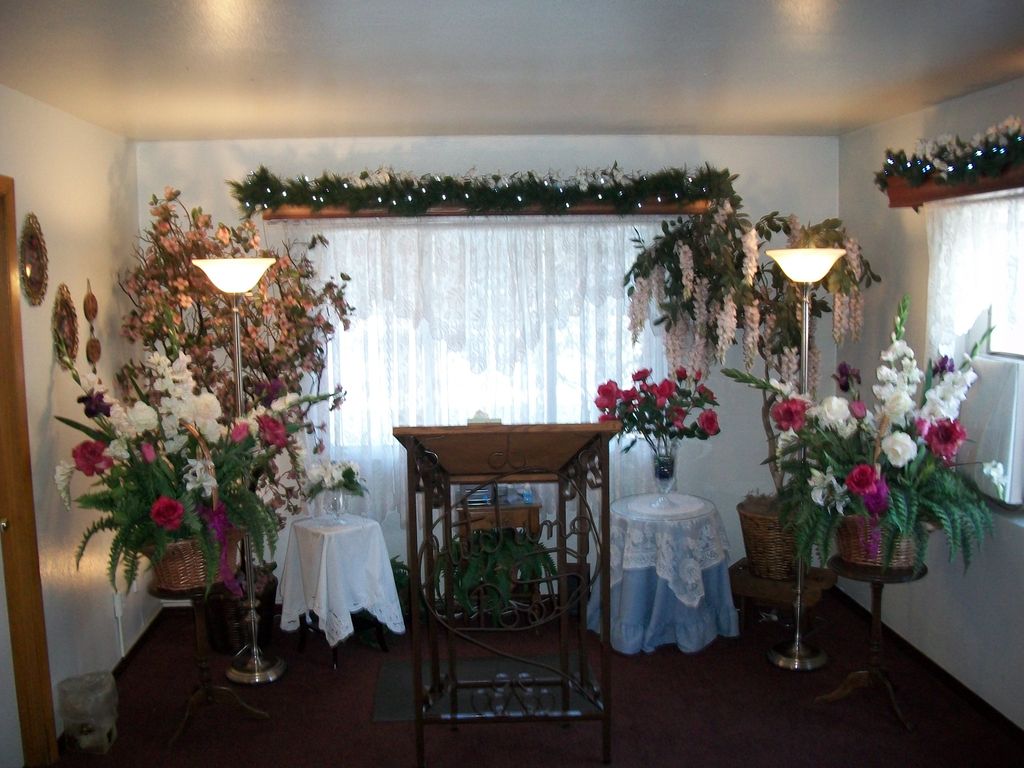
[815,556,927,730]
[150,585,269,744]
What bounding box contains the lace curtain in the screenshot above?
[270,216,667,532]
[925,189,1024,356]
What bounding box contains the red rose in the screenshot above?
[150,496,185,531]
[257,415,289,449]
[697,384,715,401]
[620,387,638,403]
[72,440,113,476]
[925,418,967,464]
[594,380,620,411]
[845,464,879,496]
[675,366,688,381]
[632,368,651,382]
[697,409,720,436]
[656,379,675,400]
[770,398,809,431]
[671,406,689,428]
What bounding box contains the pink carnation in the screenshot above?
[770,398,808,431]
[72,440,113,476]
[925,418,967,464]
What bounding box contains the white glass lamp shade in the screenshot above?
[192,257,275,293]
[765,248,845,284]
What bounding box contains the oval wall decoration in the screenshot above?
[19,212,48,305]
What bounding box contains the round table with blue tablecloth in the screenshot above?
[587,493,739,654]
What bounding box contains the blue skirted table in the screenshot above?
[588,493,739,653]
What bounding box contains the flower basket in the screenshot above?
[836,516,915,570]
[737,496,795,580]
[147,529,242,593]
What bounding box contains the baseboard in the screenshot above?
[111,605,185,678]
[830,587,1024,746]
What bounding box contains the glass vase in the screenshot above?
[320,489,344,519]
[651,443,677,507]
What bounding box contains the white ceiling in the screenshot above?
[1,0,1022,141]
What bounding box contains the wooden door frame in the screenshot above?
[0,175,59,765]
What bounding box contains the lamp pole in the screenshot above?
[764,247,843,672]
[193,257,285,684]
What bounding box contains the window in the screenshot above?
[926,189,1024,505]
[269,216,668,531]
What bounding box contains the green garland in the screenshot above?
[228,163,738,218]
[874,115,1023,191]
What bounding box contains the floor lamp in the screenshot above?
[193,256,286,685]
[763,246,844,672]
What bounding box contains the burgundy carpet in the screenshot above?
[56,591,1022,768]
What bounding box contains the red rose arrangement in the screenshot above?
[594,366,721,457]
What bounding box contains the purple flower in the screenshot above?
[77,390,112,418]
[932,355,955,377]
[255,377,286,408]
[862,475,890,516]
[832,362,861,393]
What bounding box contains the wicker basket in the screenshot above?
[148,529,242,593]
[737,496,795,580]
[835,516,916,569]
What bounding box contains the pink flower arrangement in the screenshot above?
[118,188,355,417]
[725,296,1001,571]
[55,348,360,591]
[593,366,721,456]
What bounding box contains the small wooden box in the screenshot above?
[456,503,542,537]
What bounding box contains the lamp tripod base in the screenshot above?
[767,639,828,672]
[227,647,286,685]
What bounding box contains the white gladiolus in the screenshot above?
[882,431,917,468]
[882,390,916,425]
[55,461,75,510]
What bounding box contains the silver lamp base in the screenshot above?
[227,650,286,685]
[767,639,828,672]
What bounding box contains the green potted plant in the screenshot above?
[434,528,557,626]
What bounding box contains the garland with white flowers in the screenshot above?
[229,164,736,217]
[875,115,1023,191]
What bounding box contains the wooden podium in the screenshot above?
[393,423,618,767]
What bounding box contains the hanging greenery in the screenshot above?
[875,115,1023,191]
[228,163,737,217]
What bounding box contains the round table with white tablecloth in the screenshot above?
[587,493,739,654]
[279,515,406,648]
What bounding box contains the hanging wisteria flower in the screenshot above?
[55,345,344,592]
[723,295,997,572]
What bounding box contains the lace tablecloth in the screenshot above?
[589,493,738,653]
[280,515,406,647]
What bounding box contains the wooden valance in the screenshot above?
[885,164,1024,210]
[261,199,709,220]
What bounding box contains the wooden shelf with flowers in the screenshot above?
[875,116,1024,210]
[227,164,734,220]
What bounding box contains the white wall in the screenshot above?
[839,76,1024,729]
[0,85,151,737]
[136,134,840,573]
